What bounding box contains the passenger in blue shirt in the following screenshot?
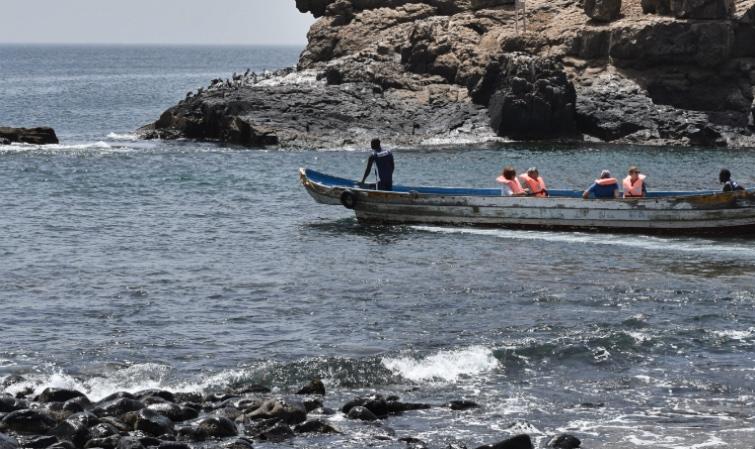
[583,170,620,199]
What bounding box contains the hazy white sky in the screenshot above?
[0,0,315,45]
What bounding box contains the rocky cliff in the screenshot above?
[141,0,755,148]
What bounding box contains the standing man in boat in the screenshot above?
[519,167,548,197]
[720,169,745,192]
[583,170,620,199]
[360,138,394,191]
[622,166,647,198]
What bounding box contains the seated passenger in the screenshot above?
[519,167,548,197]
[583,170,619,199]
[720,168,745,192]
[622,166,647,198]
[496,166,526,196]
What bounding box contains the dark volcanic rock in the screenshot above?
[134,409,174,437]
[94,399,145,417]
[135,391,175,403]
[98,417,130,433]
[258,423,294,442]
[0,409,57,434]
[116,437,144,449]
[48,441,76,449]
[0,397,25,413]
[346,406,378,421]
[36,389,88,404]
[144,0,755,148]
[84,436,120,449]
[0,127,59,145]
[247,400,307,425]
[296,379,326,395]
[51,412,99,448]
[642,0,735,18]
[157,443,189,449]
[175,426,206,442]
[0,433,18,449]
[88,423,119,440]
[196,416,237,438]
[575,74,730,146]
[447,400,479,410]
[475,434,534,449]
[145,403,184,422]
[1,376,25,390]
[548,433,581,449]
[140,79,489,149]
[584,0,622,21]
[21,435,58,449]
[294,419,339,434]
[223,437,254,449]
[63,397,92,414]
[482,53,577,140]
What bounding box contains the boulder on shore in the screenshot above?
[0,433,18,449]
[584,0,622,21]
[0,127,58,145]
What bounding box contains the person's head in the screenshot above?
[371,138,381,151]
[600,169,611,179]
[502,166,516,181]
[719,168,732,183]
[527,167,539,179]
[628,166,640,181]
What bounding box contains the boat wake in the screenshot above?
[412,226,755,259]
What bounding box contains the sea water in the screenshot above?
[1,45,755,449]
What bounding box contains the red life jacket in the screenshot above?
[622,174,646,198]
[519,174,548,197]
[496,176,525,195]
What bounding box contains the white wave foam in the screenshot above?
[2,141,114,152]
[713,328,754,341]
[106,132,138,141]
[3,363,173,401]
[411,226,755,259]
[381,346,498,382]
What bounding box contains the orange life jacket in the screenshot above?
[496,176,525,195]
[622,174,646,198]
[519,174,548,197]
[595,177,618,186]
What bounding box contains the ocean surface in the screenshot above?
[1,45,755,449]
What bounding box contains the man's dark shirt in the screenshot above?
[723,180,745,192]
[362,149,394,190]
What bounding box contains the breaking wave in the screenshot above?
[381,346,499,382]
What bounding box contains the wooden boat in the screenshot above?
[299,168,755,234]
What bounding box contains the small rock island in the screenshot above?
[140,0,755,148]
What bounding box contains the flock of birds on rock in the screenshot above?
[182,68,296,102]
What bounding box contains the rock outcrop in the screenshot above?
[141,0,755,148]
[585,0,622,21]
[0,127,58,145]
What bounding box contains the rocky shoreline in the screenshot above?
[140,0,755,149]
[1,379,582,449]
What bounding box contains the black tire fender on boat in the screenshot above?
[340,190,357,209]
